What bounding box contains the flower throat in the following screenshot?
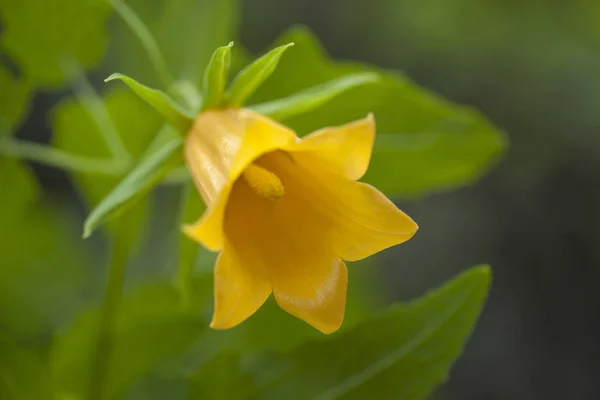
[242,163,285,201]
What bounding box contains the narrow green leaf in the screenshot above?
[202,42,234,109]
[251,72,378,121]
[105,73,194,133]
[255,266,491,400]
[226,43,294,107]
[83,129,183,238]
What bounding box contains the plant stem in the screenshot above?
[110,0,174,89]
[175,182,205,307]
[64,59,133,164]
[0,138,126,176]
[88,220,133,400]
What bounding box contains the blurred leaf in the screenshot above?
[0,334,54,399]
[51,279,211,399]
[251,72,378,121]
[0,0,110,86]
[254,266,491,400]
[188,350,256,400]
[0,160,89,340]
[106,73,194,132]
[0,158,38,222]
[158,0,238,84]
[109,0,238,87]
[226,43,294,107]
[0,65,32,133]
[252,27,507,197]
[202,42,234,110]
[83,129,183,238]
[52,88,163,243]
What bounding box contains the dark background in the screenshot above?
[15,0,600,398]
[240,1,600,399]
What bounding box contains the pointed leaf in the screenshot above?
[252,28,507,197]
[52,88,164,248]
[105,73,194,132]
[255,266,491,400]
[251,72,378,121]
[83,129,183,238]
[226,43,294,107]
[202,42,234,109]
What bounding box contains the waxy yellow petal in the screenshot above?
[183,108,297,251]
[295,114,375,180]
[210,244,272,329]
[272,259,348,334]
[183,109,417,334]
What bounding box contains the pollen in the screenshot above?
[242,163,285,200]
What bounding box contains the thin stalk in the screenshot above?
[88,219,133,400]
[64,59,132,163]
[0,138,125,176]
[110,0,174,88]
[175,182,205,307]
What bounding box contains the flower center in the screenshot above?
[242,163,285,201]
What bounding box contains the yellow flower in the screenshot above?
[183,108,418,334]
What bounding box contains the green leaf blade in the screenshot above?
[250,72,378,121]
[256,266,491,400]
[82,129,183,238]
[202,42,234,110]
[226,42,294,107]
[0,0,110,86]
[251,27,507,197]
[105,73,194,133]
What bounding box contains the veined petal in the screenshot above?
[272,259,348,334]
[210,244,272,330]
[294,114,375,181]
[286,150,418,262]
[183,108,297,251]
[223,158,347,334]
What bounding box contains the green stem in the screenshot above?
[110,0,174,88]
[162,166,189,184]
[88,220,133,400]
[63,59,133,163]
[175,182,205,307]
[0,138,126,176]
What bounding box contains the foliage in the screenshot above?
[0,0,505,399]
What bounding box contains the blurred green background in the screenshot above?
[2,0,600,399]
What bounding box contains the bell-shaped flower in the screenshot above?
[184,108,417,333]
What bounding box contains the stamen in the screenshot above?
[242,163,285,200]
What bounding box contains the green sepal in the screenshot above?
[105,73,194,133]
[251,72,378,121]
[82,128,183,238]
[202,42,234,110]
[226,42,294,107]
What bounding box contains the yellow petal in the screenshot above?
[294,114,375,181]
[222,157,347,333]
[328,181,418,261]
[272,259,348,335]
[278,149,418,262]
[183,108,297,251]
[210,244,272,330]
